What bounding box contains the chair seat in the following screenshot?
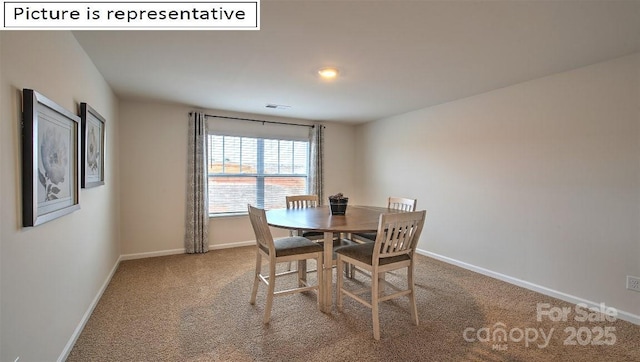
[259,236,324,257]
[352,232,377,242]
[318,238,359,260]
[302,231,324,238]
[335,242,410,266]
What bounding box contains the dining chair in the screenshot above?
[351,197,417,243]
[248,204,324,324]
[285,194,354,276]
[286,194,320,209]
[285,195,324,240]
[285,195,323,272]
[336,210,426,340]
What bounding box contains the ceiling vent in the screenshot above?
[265,104,291,110]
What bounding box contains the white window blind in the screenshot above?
[207,116,309,141]
[207,134,309,215]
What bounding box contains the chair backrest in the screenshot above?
[388,197,417,212]
[373,210,426,263]
[247,204,275,255]
[286,195,319,209]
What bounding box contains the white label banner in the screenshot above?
[4,1,260,29]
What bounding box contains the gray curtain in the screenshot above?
[308,124,324,205]
[185,112,209,253]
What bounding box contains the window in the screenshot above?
[208,134,309,215]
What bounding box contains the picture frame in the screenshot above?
[22,89,81,227]
[80,102,106,188]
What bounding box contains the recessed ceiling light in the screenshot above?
[318,67,339,79]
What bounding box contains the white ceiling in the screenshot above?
[73,0,640,124]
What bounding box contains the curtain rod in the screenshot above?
[191,112,315,128]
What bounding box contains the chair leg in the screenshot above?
[408,264,419,326]
[372,270,381,340]
[378,272,386,296]
[286,230,300,272]
[316,254,323,308]
[250,252,261,305]
[298,260,307,287]
[336,258,344,311]
[343,263,353,278]
[263,259,277,324]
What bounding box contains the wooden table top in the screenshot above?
[266,205,405,233]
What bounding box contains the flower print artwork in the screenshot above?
[39,123,70,201]
[80,102,105,188]
[22,88,80,227]
[86,124,99,174]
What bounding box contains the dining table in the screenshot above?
[265,204,406,312]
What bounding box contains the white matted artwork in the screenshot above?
[80,102,106,188]
[22,89,80,227]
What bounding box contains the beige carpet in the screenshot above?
[68,246,640,361]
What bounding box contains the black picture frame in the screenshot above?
[22,89,81,227]
[80,102,106,188]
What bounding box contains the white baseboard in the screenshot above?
[119,241,255,260]
[120,248,186,261]
[58,255,123,362]
[210,240,254,250]
[416,248,640,326]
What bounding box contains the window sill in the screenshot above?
[209,212,248,219]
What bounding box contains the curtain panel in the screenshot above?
[185,112,209,254]
[308,124,324,205]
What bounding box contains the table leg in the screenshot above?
[321,231,333,313]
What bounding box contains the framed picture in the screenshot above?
[80,103,106,188]
[22,89,81,227]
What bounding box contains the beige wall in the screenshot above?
[119,100,357,255]
[0,32,120,361]
[119,101,188,255]
[356,53,640,320]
